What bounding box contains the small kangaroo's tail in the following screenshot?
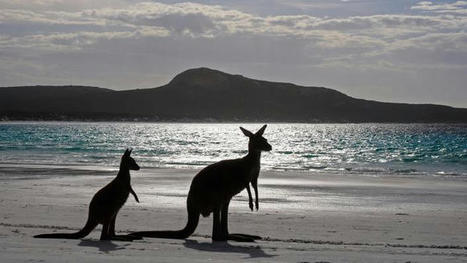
[34,219,97,239]
[131,203,199,239]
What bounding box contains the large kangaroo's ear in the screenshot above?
[240,127,253,137]
[255,124,267,136]
[124,148,131,157]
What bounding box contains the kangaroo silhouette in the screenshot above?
[131,125,272,242]
[34,149,141,241]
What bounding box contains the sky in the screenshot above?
[0,0,466,107]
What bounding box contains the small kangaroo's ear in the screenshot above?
[255,124,267,136]
[240,127,253,137]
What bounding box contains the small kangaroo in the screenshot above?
[34,149,141,241]
[131,125,271,242]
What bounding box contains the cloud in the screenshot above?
[1,2,465,44]
[0,28,173,51]
[411,1,467,14]
[1,1,466,69]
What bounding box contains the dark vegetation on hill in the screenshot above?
[1,68,466,122]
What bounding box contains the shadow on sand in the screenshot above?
[78,239,129,253]
[183,239,275,259]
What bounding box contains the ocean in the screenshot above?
[0,122,466,177]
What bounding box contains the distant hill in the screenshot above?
[1,67,466,122]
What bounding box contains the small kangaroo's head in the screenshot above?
[240,124,272,152]
[121,149,140,171]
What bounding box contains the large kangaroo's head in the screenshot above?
[121,149,140,171]
[240,124,272,152]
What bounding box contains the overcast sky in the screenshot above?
[0,0,466,107]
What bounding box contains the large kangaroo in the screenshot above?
[34,149,141,241]
[131,125,271,242]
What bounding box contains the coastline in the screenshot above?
[1,167,466,262]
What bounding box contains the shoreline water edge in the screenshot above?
[1,122,466,178]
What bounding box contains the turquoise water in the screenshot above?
[0,122,466,177]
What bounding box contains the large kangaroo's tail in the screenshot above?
[130,202,199,239]
[34,219,97,239]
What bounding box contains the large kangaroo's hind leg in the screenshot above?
[221,200,261,242]
[212,207,225,241]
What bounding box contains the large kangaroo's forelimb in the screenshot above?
[246,175,259,211]
[246,185,254,211]
[252,177,259,210]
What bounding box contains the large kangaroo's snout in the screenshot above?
[132,163,140,171]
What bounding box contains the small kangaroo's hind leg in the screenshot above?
[100,216,141,241]
[100,219,111,241]
[110,215,143,241]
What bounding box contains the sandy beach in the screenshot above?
[1,166,466,262]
